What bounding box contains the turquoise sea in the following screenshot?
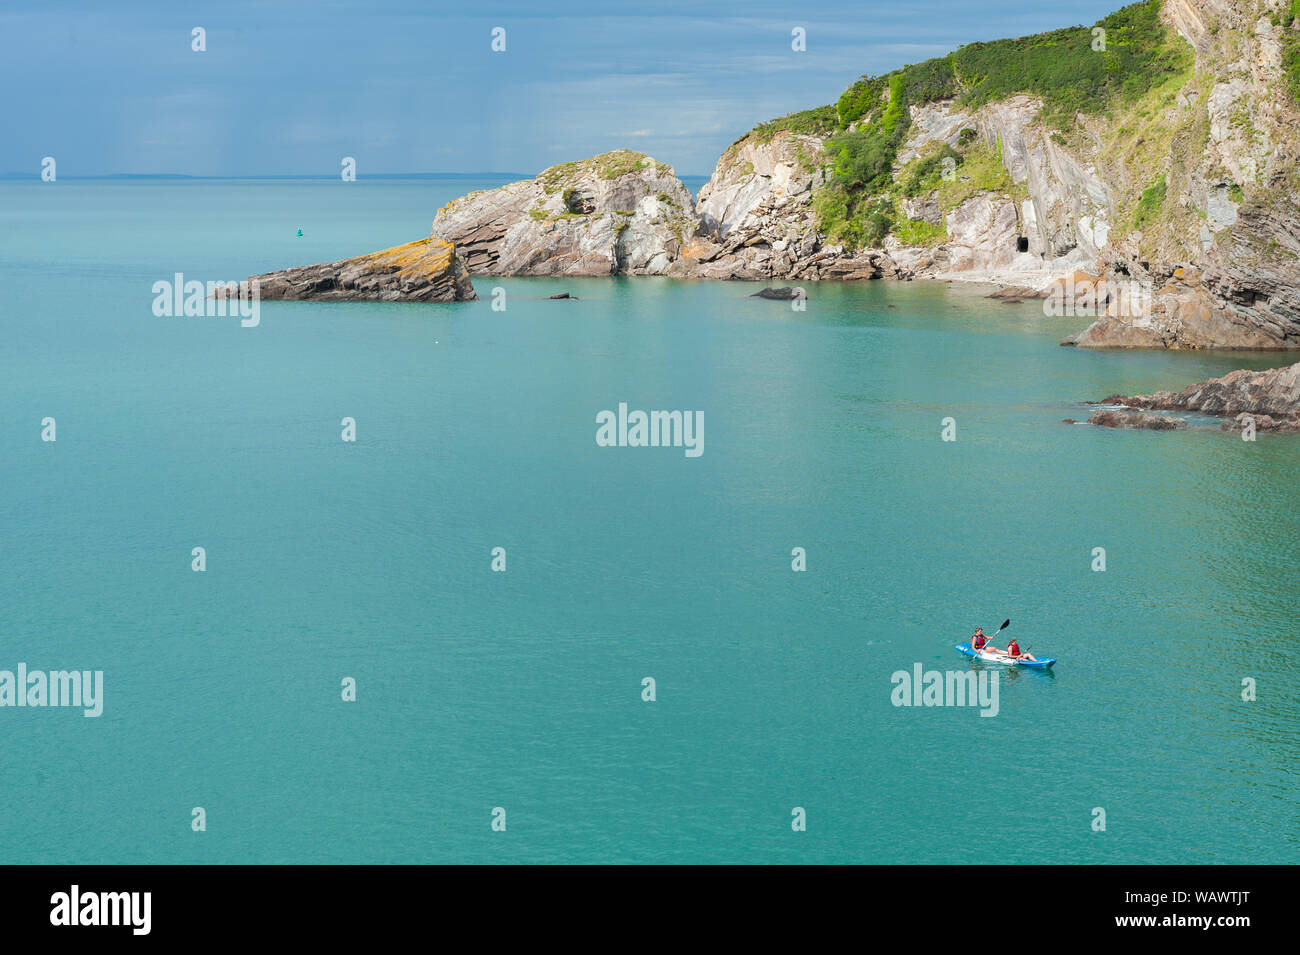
[1,179,1296,864]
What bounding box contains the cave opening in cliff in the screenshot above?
[1016,236,1029,253]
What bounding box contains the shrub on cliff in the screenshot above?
[900,145,963,197]
[748,106,839,144]
[1284,0,1300,108]
[1133,174,1167,229]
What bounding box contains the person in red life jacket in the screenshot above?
[970,627,1001,655]
[1005,637,1038,662]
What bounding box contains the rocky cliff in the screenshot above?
[430,150,696,276]
[415,0,1296,350]
[235,0,1296,347]
[686,0,1298,348]
[230,151,694,298]
[673,129,905,280]
[1063,0,1300,348]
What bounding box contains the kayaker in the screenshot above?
[1005,637,1037,662]
[971,627,1001,655]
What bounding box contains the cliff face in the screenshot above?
[690,0,1297,349]
[695,130,825,238]
[672,130,904,280]
[1069,0,1300,348]
[676,0,1298,348]
[886,95,1113,279]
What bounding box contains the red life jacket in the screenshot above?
[1007,642,1020,656]
[973,634,986,649]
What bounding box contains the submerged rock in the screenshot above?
[751,287,802,300]
[231,238,475,302]
[989,284,1050,300]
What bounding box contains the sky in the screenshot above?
[1,0,1130,178]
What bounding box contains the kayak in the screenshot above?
[956,643,1056,668]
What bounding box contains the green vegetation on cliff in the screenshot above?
[1133,174,1168,229]
[761,0,1194,249]
[1284,1,1300,106]
[834,0,1188,130]
[933,141,1024,210]
[747,105,839,144]
[952,2,1188,121]
[899,144,961,197]
[538,150,671,192]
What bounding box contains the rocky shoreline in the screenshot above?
[244,140,1072,303]
[237,0,1298,353]
[1090,361,1300,433]
[226,0,1299,429]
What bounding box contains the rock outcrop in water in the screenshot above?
[430,150,696,276]
[1087,409,1188,430]
[1097,360,1300,431]
[232,238,475,302]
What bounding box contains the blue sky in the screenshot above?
[2,0,1129,177]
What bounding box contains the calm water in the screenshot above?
[1,179,1296,864]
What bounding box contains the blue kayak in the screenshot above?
[956,643,1056,668]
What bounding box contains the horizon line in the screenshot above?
[0,171,714,182]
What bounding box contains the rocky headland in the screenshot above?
[239,0,1298,371]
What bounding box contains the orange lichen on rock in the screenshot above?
[240,237,476,302]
